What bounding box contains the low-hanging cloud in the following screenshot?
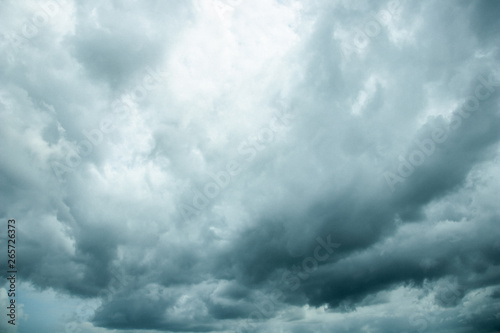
[1,0,499,332]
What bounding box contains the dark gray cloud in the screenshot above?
[1,0,499,333]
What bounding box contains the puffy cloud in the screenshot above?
[1,0,499,332]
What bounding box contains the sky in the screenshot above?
[0,0,499,332]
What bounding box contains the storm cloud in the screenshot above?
[1,0,499,332]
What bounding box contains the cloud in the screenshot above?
[1,0,499,332]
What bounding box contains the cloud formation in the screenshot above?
[1,0,499,332]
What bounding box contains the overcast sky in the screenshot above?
[1,0,500,332]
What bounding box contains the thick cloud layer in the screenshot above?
[1,0,499,332]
